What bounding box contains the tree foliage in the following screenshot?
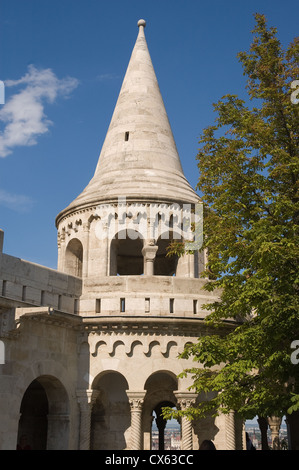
[164,13,299,422]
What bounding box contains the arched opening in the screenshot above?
[110,229,144,275]
[152,403,180,450]
[65,238,83,277]
[91,371,130,450]
[17,376,70,450]
[143,371,180,450]
[154,231,180,276]
[17,380,48,450]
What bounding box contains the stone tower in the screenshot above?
[0,20,244,450]
[54,19,236,450]
[56,18,201,284]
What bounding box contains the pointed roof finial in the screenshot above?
[137,19,146,28]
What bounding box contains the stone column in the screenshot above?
[155,406,167,450]
[143,414,154,451]
[257,416,269,450]
[142,243,158,276]
[268,416,282,450]
[76,389,99,450]
[127,391,146,450]
[285,411,299,450]
[175,392,197,450]
[225,411,236,450]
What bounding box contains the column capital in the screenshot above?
[126,390,146,411]
[267,416,282,430]
[142,244,158,260]
[76,389,100,409]
[175,392,197,410]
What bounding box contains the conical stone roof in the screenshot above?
[56,20,199,224]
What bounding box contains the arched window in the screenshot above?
[65,238,83,277]
[110,229,143,275]
[154,231,180,276]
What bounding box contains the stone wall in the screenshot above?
[0,251,82,315]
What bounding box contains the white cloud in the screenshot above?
[0,65,79,157]
[0,189,34,212]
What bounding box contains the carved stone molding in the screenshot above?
[175,392,197,410]
[126,390,146,411]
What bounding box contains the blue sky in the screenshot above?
[0,0,298,269]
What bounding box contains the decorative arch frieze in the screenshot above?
[90,336,180,359]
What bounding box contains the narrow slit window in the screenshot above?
[22,286,27,302]
[58,295,62,310]
[170,298,174,314]
[96,298,101,314]
[125,131,129,141]
[120,298,125,313]
[2,280,7,296]
[145,298,150,313]
[41,290,45,305]
[193,299,198,315]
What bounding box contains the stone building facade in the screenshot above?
[0,20,244,450]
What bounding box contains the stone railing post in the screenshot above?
[175,392,197,450]
[76,389,99,450]
[127,391,146,450]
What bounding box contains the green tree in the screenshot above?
[164,13,299,422]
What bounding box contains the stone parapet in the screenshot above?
[79,275,221,317]
[0,252,82,314]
